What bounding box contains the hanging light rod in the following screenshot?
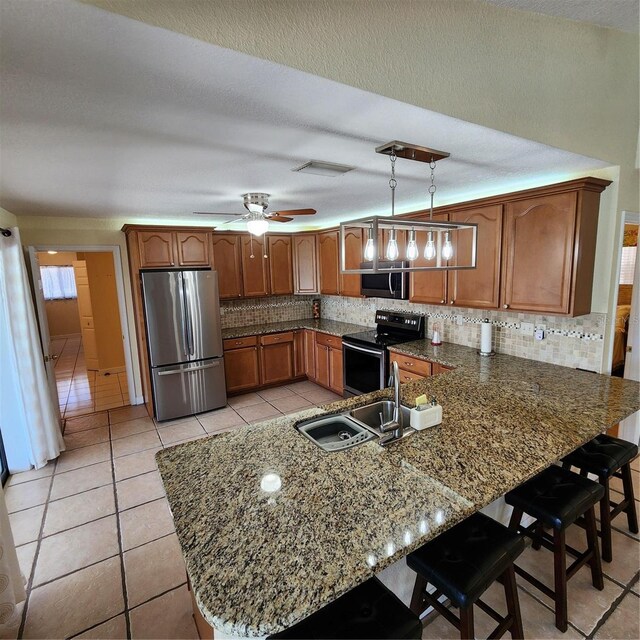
[375,141,450,164]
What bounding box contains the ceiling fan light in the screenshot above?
[247,218,269,236]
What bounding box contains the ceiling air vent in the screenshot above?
[291,161,355,177]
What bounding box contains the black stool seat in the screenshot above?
[267,577,421,639]
[407,512,524,609]
[505,465,604,530]
[563,434,638,478]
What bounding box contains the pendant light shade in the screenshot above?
[246,213,269,236]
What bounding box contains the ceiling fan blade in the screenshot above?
[269,215,293,223]
[273,208,316,216]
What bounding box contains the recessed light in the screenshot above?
[291,160,355,177]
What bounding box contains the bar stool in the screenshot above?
[267,576,421,639]
[407,512,525,640]
[505,465,604,632]
[562,434,639,562]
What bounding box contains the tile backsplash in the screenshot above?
[320,295,606,372]
[220,295,314,328]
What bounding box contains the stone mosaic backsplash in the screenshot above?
[220,295,314,329]
[320,295,606,372]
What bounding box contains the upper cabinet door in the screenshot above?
[447,205,503,309]
[409,212,449,305]
[319,231,339,295]
[501,192,577,314]
[138,231,176,268]
[293,235,319,294]
[267,235,293,295]
[176,231,211,267]
[241,235,270,297]
[340,228,363,297]
[212,234,243,299]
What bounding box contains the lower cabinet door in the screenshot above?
[304,330,316,380]
[260,342,294,385]
[293,330,305,377]
[328,346,343,395]
[398,368,425,384]
[315,343,330,388]
[224,346,260,393]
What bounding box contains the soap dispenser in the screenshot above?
[410,396,443,431]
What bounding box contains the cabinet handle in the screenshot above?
[235,341,242,345]
[450,299,455,305]
[440,299,445,304]
[503,304,509,309]
[404,361,413,367]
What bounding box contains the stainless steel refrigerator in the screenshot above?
[141,269,226,421]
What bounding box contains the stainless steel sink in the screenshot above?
[349,401,412,432]
[296,415,376,452]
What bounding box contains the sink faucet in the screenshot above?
[379,360,403,444]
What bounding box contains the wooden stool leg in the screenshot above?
[532,521,544,550]
[553,528,568,632]
[599,480,613,563]
[585,505,604,591]
[459,604,474,640]
[410,573,428,616]
[503,564,524,640]
[509,507,523,531]
[621,463,639,534]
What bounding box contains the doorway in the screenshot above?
[29,245,136,420]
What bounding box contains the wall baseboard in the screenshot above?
[97,366,126,376]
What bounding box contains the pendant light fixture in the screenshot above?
[364,226,376,261]
[384,150,399,261]
[341,141,478,274]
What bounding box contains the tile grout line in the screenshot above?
[107,411,133,640]
[586,569,640,640]
[16,458,58,639]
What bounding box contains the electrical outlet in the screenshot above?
[535,329,545,341]
[520,322,534,335]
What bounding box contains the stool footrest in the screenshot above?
[421,589,460,630]
[566,548,595,580]
[513,565,555,599]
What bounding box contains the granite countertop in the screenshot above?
[156,341,640,637]
[221,318,367,340]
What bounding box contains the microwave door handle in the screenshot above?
[389,273,394,295]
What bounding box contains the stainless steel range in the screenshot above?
[342,310,425,396]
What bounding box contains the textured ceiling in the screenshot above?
[0,0,609,230]
[481,0,639,33]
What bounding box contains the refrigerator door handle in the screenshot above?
[157,362,216,376]
[181,274,193,357]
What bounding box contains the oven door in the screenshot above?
[342,342,387,396]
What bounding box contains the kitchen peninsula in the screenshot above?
[156,341,640,638]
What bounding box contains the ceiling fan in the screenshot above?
[194,193,316,235]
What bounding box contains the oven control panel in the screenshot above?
[375,310,425,336]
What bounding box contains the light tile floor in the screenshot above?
[4,383,638,639]
[52,336,130,418]
[4,382,341,639]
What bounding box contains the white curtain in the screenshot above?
[0,485,25,634]
[40,265,77,300]
[0,227,64,471]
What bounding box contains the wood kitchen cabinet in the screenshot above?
[319,231,340,295]
[260,332,294,385]
[501,188,601,316]
[137,230,176,268]
[304,329,316,380]
[241,235,269,297]
[432,363,453,375]
[176,231,211,267]
[294,330,305,377]
[293,234,319,294]
[409,212,449,305]
[223,336,261,394]
[340,227,363,297]
[268,235,293,295]
[390,352,432,378]
[447,205,502,309]
[212,233,243,299]
[315,332,343,395]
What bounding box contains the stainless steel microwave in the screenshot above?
[360,261,409,299]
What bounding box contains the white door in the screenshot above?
[623,246,639,382]
[27,247,62,423]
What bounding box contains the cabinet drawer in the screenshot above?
[316,332,342,349]
[432,363,454,375]
[398,369,425,383]
[390,353,431,377]
[260,331,294,346]
[224,335,257,350]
